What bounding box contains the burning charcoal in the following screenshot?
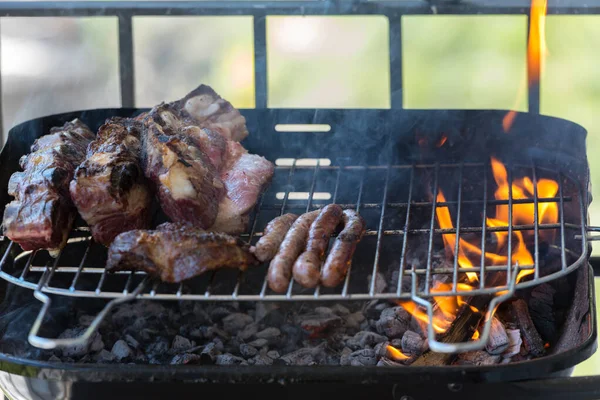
[377,357,403,367]
[111,340,133,361]
[239,343,258,358]
[267,350,280,359]
[455,351,501,366]
[215,353,246,365]
[95,349,116,363]
[124,334,140,350]
[340,347,353,366]
[503,328,523,359]
[237,323,258,341]
[528,284,557,343]
[298,314,342,337]
[345,312,366,333]
[58,328,102,358]
[252,354,274,366]
[210,306,234,322]
[315,307,335,316]
[247,338,268,348]
[331,304,350,316]
[145,338,170,358]
[222,313,254,334]
[509,299,545,357]
[346,331,387,350]
[200,342,220,364]
[401,330,427,355]
[348,349,377,366]
[485,317,509,355]
[278,348,316,366]
[171,353,201,365]
[375,307,410,338]
[206,325,230,340]
[255,327,281,340]
[367,273,388,294]
[172,335,193,352]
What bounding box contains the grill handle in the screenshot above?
[27,269,148,350]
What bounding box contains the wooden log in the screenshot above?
[528,283,557,343]
[485,316,509,355]
[455,350,501,366]
[509,299,545,357]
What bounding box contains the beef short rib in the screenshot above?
[106,223,258,283]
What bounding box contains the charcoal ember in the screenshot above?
[390,271,412,293]
[377,357,403,367]
[391,338,403,348]
[111,340,133,361]
[375,307,410,338]
[298,314,342,337]
[95,349,116,363]
[222,313,254,334]
[188,328,205,340]
[455,351,501,366]
[255,303,280,323]
[503,328,522,358]
[225,337,243,354]
[367,273,388,294]
[278,344,326,366]
[331,304,350,316]
[528,284,557,343]
[58,328,102,358]
[247,338,268,348]
[172,335,194,352]
[124,334,140,350]
[48,355,61,362]
[191,305,211,324]
[216,353,246,365]
[340,347,353,366]
[239,343,258,358]
[210,306,234,322]
[237,323,258,341]
[171,353,201,365]
[134,351,148,364]
[485,317,509,355]
[267,350,280,359]
[200,342,220,364]
[145,338,170,358]
[112,302,168,328]
[346,331,387,350]
[205,325,230,340]
[280,324,303,347]
[251,354,274,366]
[401,330,427,355]
[256,327,281,340]
[345,312,366,333]
[348,348,377,366]
[139,328,160,343]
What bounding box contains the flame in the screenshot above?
[503,0,548,132]
[472,330,480,340]
[386,345,410,361]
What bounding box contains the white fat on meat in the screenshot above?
[159,164,196,201]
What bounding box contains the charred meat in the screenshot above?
[70,118,152,246]
[3,119,94,252]
[106,223,258,283]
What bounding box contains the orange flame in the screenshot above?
[387,345,410,361]
[472,330,480,340]
[503,0,548,132]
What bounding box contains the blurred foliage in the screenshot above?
[2,13,600,375]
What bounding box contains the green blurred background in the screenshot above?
[0,13,599,375]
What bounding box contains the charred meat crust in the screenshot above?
[70,118,152,246]
[3,119,94,251]
[320,209,366,287]
[106,223,258,283]
[292,204,344,288]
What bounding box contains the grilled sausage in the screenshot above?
[293,204,344,288]
[252,213,299,262]
[267,210,320,293]
[320,209,366,287]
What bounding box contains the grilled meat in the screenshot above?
[293,204,344,288]
[252,213,299,262]
[106,223,258,283]
[320,209,366,287]
[267,210,320,293]
[70,118,151,246]
[142,122,224,229]
[3,119,94,252]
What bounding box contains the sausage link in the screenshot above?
[320,209,366,288]
[267,210,320,293]
[252,213,299,262]
[293,204,344,288]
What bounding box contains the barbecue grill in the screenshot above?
[0,1,599,399]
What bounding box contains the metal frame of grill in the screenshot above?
[0,159,588,352]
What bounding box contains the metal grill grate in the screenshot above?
[0,160,589,303]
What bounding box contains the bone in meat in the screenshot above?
[106,223,258,283]
[320,209,366,287]
[70,118,151,246]
[267,210,320,293]
[293,204,344,288]
[3,119,94,252]
[252,213,299,262]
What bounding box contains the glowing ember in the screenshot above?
[436,135,448,148]
[502,0,548,132]
[387,345,410,361]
